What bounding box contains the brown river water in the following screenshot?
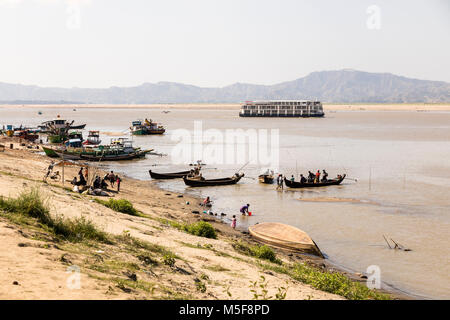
[1,106,449,299]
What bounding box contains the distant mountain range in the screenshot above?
[1,70,449,104]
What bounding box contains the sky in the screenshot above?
[0,0,449,88]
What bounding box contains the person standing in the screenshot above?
[108,171,116,187]
[315,170,321,183]
[322,169,328,182]
[116,176,121,192]
[231,215,237,229]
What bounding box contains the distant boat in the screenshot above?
[149,170,191,179]
[284,174,346,188]
[248,222,323,257]
[183,173,244,187]
[130,119,165,135]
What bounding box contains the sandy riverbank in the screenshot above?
[0,137,402,300]
[1,103,449,111]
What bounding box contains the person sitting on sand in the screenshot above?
[100,176,109,190]
[71,176,78,185]
[240,204,250,216]
[93,176,101,189]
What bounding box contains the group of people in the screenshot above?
[274,169,331,189]
[71,168,121,193]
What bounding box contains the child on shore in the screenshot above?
[231,215,237,229]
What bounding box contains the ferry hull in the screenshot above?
[239,113,324,118]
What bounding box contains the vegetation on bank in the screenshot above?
[94,198,140,216]
[230,240,389,300]
[232,240,282,264]
[0,188,109,243]
[158,217,217,239]
[0,187,390,300]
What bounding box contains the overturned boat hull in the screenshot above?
[248,222,323,257]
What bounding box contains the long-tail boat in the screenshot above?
[284,174,346,188]
[149,170,192,179]
[183,173,244,187]
[41,140,152,161]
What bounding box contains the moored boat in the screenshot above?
[183,173,244,187]
[13,130,39,142]
[149,170,192,179]
[130,119,165,135]
[284,174,346,188]
[41,140,152,161]
[83,131,101,145]
[248,222,323,257]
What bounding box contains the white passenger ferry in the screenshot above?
[239,100,324,117]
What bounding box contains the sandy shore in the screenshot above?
[1,103,449,111]
[0,137,404,300]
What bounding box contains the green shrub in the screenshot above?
[183,221,217,239]
[251,245,280,264]
[0,188,109,243]
[0,188,52,224]
[102,199,138,216]
[51,216,110,243]
[232,241,281,264]
[291,263,390,300]
[162,253,176,267]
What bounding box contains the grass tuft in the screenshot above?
[95,198,139,216]
[0,188,109,243]
[232,240,281,264]
[183,221,217,239]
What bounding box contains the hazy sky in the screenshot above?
[1,0,449,88]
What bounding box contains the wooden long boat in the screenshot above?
[149,170,191,179]
[183,173,244,187]
[284,174,346,188]
[42,146,152,161]
[258,174,274,184]
[248,222,323,257]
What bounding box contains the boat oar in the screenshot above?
[242,176,256,180]
[346,177,358,182]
